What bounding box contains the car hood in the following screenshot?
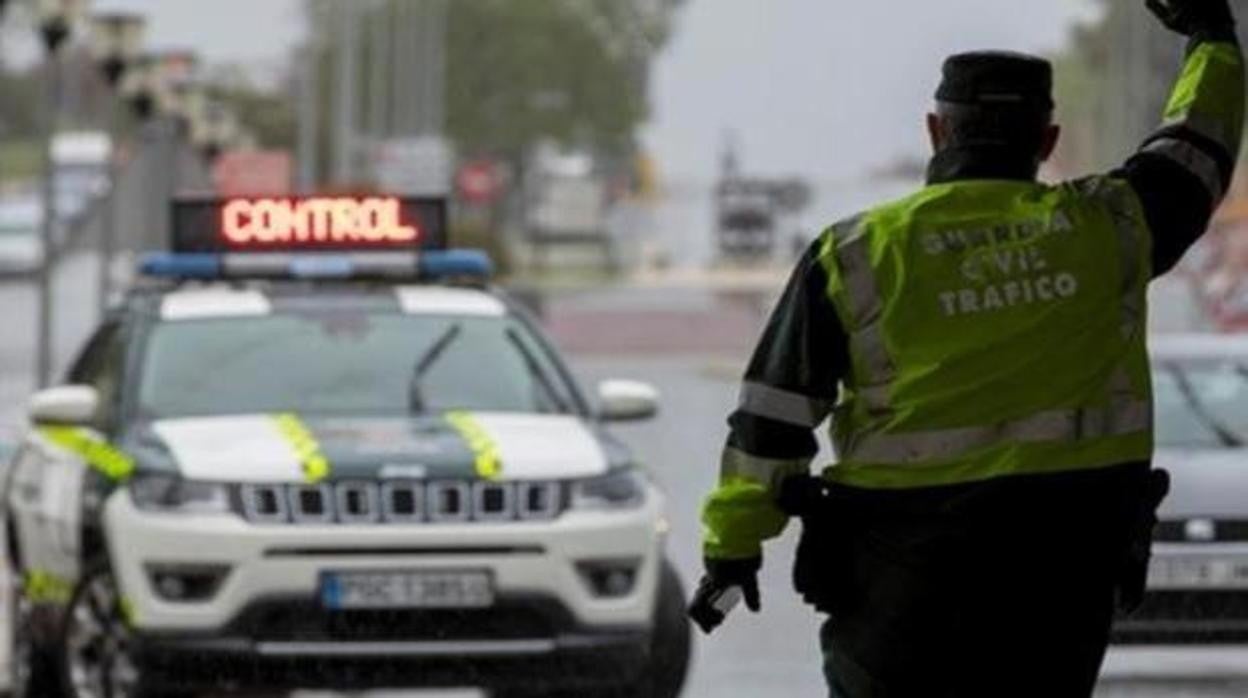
[124,412,628,483]
[1154,448,1248,519]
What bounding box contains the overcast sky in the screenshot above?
[86,0,1097,187]
[644,0,1100,184]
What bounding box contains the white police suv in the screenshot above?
[1,195,691,698]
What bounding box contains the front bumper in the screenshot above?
[136,595,649,692]
[103,486,665,635]
[1113,543,1248,645]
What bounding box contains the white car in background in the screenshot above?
[0,198,44,275]
[51,131,111,225]
[1114,335,1248,645]
[0,245,691,698]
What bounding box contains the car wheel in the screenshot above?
[10,578,63,698]
[576,558,693,698]
[494,560,692,698]
[645,558,692,698]
[57,566,146,698]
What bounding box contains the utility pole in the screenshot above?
[296,42,321,192]
[35,2,75,389]
[369,0,389,140]
[0,5,7,196]
[333,2,360,184]
[392,1,414,136]
[36,51,60,388]
[90,12,146,320]
[426,0,448,136]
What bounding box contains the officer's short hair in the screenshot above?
[935,100,1053,152]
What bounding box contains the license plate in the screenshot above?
[1148,557,1248,590]
[321,570,494,610]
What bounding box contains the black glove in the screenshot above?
[1147,0,1235,40]
[688,556,761,634]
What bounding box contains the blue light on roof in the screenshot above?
[420,249,493,280]
[289,256,355,279]
[138,249,492,282]
[139,253,222,279]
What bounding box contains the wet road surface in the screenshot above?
[0,261,1242,696]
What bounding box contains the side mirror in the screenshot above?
[28,385,99,426]
[598,380,659,422]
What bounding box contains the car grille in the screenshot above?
[1154,519,1248,543]
[1114,590,1248,644]
[227,597,572,642]
[236,480,565,525]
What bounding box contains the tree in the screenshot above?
[1052,0,1248,174]
[445,0,647,160]
[302,0,679,164]
[207,83,298,151]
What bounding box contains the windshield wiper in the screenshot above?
[408,323,463,413]
[505,327,569,414]
[1168,365,1244,448]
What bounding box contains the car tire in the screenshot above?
[572,558,693,698]
[645,558,692,698]
[9,577,63,698]
[494,560,692,698]
[56,565,152,698]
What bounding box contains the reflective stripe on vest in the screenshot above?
[38,426,134,481]
[828,179,1151,474]
[1143,138,1225,201]
[824,215,895,413]
[23,569,73,605]
[719,446,809,489]
[1104,181,1148,340]
[738,382,832,428]
[1163,42,1245,158]
[843,399,1151,465]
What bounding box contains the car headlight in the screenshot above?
[570,468,647,511]
[129,475,231,514]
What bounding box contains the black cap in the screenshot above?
[936,51,1054,111]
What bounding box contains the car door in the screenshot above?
[6,321,126,597]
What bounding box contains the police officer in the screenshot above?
[690,1,1244,696]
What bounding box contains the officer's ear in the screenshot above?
[926,112,946,152]
[1038,123,1061,162]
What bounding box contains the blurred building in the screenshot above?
[1053,0,1248,176]
[1052,1,1248,328]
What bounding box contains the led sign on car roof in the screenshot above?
[170,195,448,253]
[147,194,486,282]
[222,197,418,247]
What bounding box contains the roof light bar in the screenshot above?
[138,249,492,283]
[419,249,494,279]
[139,253,222,279]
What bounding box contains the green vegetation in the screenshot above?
[1051,0,1248,173]
[303,0,683,164]
[445,0,645,159]
[207,85,298,151]
[0,68,41,141]
[0,140,42,182]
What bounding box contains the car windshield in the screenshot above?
[1154,361,1248,449]
[136,311,576,419]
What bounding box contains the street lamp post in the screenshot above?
[88,11,145,320]
[150,50,197,247]
[0,2,11,190]
[33,0,88,389]
[192,100,238,170]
